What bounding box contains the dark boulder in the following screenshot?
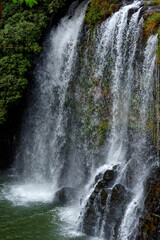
[79,168,118,236]
[81,205,97,236]
[94,172,103,183]
[109,184,131,216]
[100,188,108,206]
[103,169,116,181]
[54,187,77,204]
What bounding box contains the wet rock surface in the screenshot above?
[80,168,117,236]
[104,184,132,239]
[139,4,160,20]
[54,187,77,204]
[80,166,131,238]
[136,168,160,240]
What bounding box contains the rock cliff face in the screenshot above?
[137,169,160,240]
[77,0,160,239]
[80,167,160,240]
[80,167,132,238]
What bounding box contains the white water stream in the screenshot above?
[9,1,89,204]
[2,1,159,240]
[78,2,159,239]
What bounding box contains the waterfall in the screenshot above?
[12,0,89,203]
[96,2,143,169]
[78,2,159,240]
[118,34,158,240]
[7,0,159,239]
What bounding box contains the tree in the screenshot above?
[12,0,37,8]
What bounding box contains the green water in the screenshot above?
[0,171,91,240]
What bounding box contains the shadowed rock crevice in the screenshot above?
[137,168,160,240]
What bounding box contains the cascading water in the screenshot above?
[78,2,159,240]
[96,2,143,169]
[2,0,159,239]
[118,34,159,240]
[10,0,89,203]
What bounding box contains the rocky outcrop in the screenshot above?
[137,168,160,240]
[80,169,117,236]
[54,187,77,204]
[80,167,131,238]
[140,5,160,17]
[104,184,131,239]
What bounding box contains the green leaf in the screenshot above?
[12,0,37,8]
[25,0,38,8]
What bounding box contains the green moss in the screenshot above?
[143,12,160,64]
[145,0,160,6]
[0,0,67,124]
[142,9,160,151]
[143,0,160,64]
[80,75,111,146]
[85,0,121,32]
[97,121,109,135]
[143,12,160,37]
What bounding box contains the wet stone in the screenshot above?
[103,169,116,181]
[54,187,76,204]
[101,189,108,206]
[95,172,103,183]
[90,191,97,200]
[113,164,120,171]
[94,180,106,193]
[94,186,100,193]
[103,184,131,239]
[110,184,130,204]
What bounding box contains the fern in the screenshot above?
[12,0,37,8]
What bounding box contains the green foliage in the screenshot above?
[143,12,160,37]
[142,1,160,148]
[79,75,111,146]
[145,0,160,6]
[0,54,30,123]
[12,0,38,8]
[0,0,66,124]
[143,12,160,64]
[85,0,120,30]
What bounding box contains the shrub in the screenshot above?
[85,0,120,30]
[143,12,160,64]
[0,0,66,124]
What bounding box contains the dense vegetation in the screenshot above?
[12,0,38,8]
[0,0,67,124]
[85,0,121,32]
[0,0,160,126]
[143,12,160,63]
[143,0,160,64]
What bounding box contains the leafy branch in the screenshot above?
[12,0,37,8]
